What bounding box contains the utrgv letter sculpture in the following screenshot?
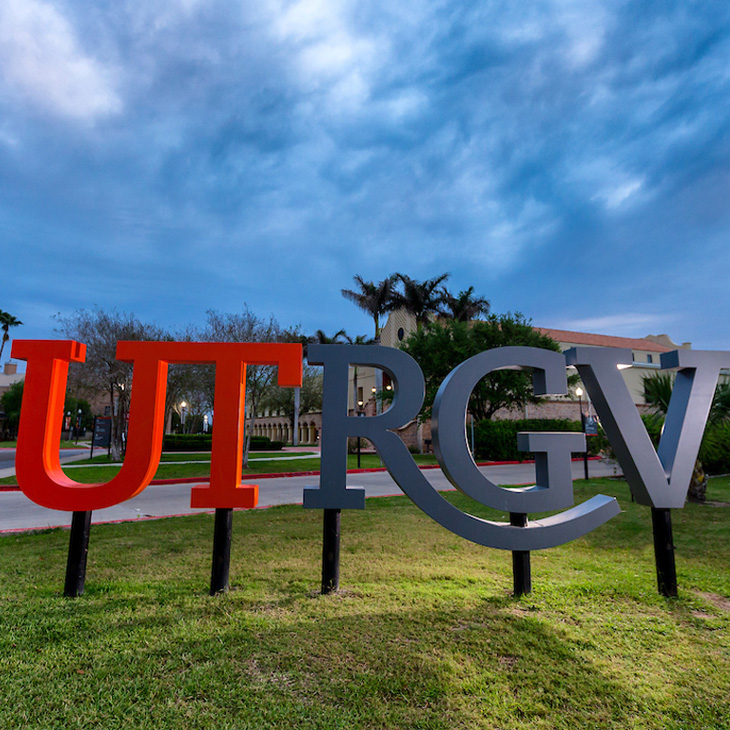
[11,339,730,598]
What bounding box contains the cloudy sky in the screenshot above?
[2,0,729,356]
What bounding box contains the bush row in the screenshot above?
[474,419,608,462]
[162,434,284,452]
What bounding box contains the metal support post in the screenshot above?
[510,512,531,597]
[321,509,341,594]
[210,508,233,595]
[651,507,678,597]
[64,510,92,598]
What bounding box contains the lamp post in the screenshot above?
[180,401,187,434]
[576,387,589,479]
[356,400,364,468]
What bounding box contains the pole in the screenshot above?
[651,507,678,597]
[510,512,531,596]
[210,508,233,594]
[321,509,341,594]
[64,510,92,597]
[580,412,589,479]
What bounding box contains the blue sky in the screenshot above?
[2,0,729,357]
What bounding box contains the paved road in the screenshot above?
[0,448,89,479]
[0,459,623,532]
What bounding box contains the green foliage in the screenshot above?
[162,433,214,451]
[0,383,90,438]
[340,274,397,338]
[475,418,607,461]
[0,380,23,430]
[390,272,450,329]
[63,394,93,431]
[259,365,323,429]
[438,285,490,321]
[638,413,730,476]
[642,372,730,475]
[401,313,562,420]
[161,434,284,452]
[0,309,22,363]
[643,372,674,414]
[700,421,730,475]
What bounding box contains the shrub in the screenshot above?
[162,434,213,451]
[249,436,284,451]
[161,434,285,452]
[700,421,730,475]
[474,419,607,462]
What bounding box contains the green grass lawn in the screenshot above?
[0,452,438,485]
[1,477,729,728]
[1,440,79,448]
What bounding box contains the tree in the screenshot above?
[54,308,166,460]
[400,313,562,421]
[200,308,285,467]
[260,364,323,436]
[340,275,397,339]
[439,286,490,322]
[310,329,349,345]
[1,380,23,439]
[390,273,450,330]
[0,310,22,363]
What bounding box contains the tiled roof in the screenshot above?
[534,327,674,352]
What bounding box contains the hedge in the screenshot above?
[162,434,284,452]
[474,419,608,462]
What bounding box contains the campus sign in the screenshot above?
[11,340,730,553]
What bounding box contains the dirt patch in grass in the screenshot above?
[696,591,730,611]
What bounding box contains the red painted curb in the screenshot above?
[0,455,603,491]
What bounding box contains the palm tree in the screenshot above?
[643,372,673,416]
[439,286,490,322]
[310,329,349,345]
[0,310,22,363]
[643,371,730,502]
[390,273,450,330]
[340,275,397,340]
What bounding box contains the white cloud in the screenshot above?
[595,177,645,209]
[555,313,672,337]
[0,0,121,121]
[266,0,382,113]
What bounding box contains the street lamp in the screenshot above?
[575,387,588,479]
[75,408,82,443]
[357,399,364,468]
[180,401,187,433]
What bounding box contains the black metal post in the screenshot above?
[510,512,531,596]
[210,508,233,595]
[64,510,92,597]
[583,451,589,480]
[651,507,678,597]
[321,508,341,594]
